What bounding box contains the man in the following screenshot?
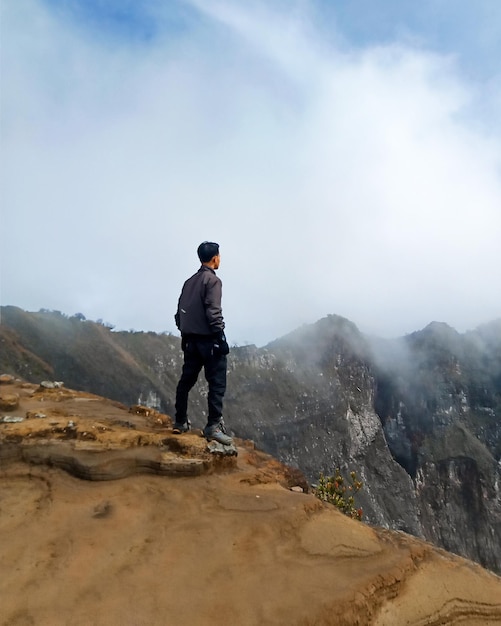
[173,241,233,446]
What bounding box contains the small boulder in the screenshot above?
[40,381,64,389]
[206,441,238,456]
[0,374,15,385]
[0,393,19,411]
[26,411,47,419]
[129,404,152,417]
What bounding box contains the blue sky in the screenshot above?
[40,0,187,42]
[329,0,501,76]
[39,0,501,78]
[1,0,500,345]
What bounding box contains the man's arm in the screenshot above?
[204,276,225,334]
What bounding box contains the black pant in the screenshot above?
[175,337,227,426]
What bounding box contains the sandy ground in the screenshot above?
[1,380,501,626]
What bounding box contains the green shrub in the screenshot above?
[315,468,363,520]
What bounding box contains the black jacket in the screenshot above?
[175,265,225,336]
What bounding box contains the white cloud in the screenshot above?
[1,0,500,344]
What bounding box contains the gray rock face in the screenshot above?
[416,456,501,573]
[221,316,501,572]
[225,319,424,536]
[368,320,501,573]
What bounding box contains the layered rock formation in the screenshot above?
[0,377,238,480]
[1,378,500,626]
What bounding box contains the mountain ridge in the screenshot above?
[1,305,500,574]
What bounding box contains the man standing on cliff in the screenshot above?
[172,241,233,446]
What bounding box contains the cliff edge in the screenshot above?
[1,377,500,626]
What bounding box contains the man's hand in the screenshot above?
[213,331,230,355]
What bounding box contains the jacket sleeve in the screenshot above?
[204,275,225,334]
[174,290,183,330]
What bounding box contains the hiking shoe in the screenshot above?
[203,420,233,446]
[172,420,191,434]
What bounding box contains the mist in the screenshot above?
[1,0,500,346]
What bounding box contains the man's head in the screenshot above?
[197,241,220,269]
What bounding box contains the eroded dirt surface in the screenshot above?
[0,380,238,479]
[1,380,501,626]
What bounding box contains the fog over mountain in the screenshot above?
[1,0,501,346]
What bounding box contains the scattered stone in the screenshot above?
[95,423,111,432]
[93,501,113,519]
[1,416,24,423]
[40,381,64,389]
[0,374,15,385]
[80,431,97,441]
[206,441,238,456]
[129,404,152,416]
[0,393,20,411]
[290,486,304,493]
[26,411,47,419]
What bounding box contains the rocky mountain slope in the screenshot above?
[1,377,500,626]
[1,305,500,574]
